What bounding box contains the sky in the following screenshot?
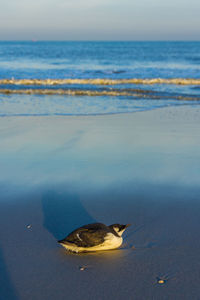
[0,0,200,40]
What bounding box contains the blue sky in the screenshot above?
[0,0,199,40]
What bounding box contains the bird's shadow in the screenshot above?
[41,189,96,240]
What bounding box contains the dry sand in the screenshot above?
[0,106,200,300]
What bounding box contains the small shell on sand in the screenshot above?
[157,279,165,284]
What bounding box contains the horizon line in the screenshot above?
[0,39,200,42]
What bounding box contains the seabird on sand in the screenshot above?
[58,222,131,253]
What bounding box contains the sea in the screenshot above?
[0,41,200,116]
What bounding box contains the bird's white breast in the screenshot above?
[103,233,123,248]
[60,233,123,253]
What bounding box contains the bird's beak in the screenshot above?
[125,224,131,228]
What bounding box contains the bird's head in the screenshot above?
[109,223,131,236]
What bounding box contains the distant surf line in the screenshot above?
[0,78,200,86]
[0,88,200,101]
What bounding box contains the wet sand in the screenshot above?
[0,106,200,300]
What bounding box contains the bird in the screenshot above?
[58,222,131,253]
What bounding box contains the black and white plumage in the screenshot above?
[58,223,130,253]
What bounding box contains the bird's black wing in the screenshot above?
[62,223,109,247]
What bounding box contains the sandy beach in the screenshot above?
[0,106,200,300]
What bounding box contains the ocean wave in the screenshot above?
[191,86,200,90]
[0,88,200,101]
[0,78,200,86]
